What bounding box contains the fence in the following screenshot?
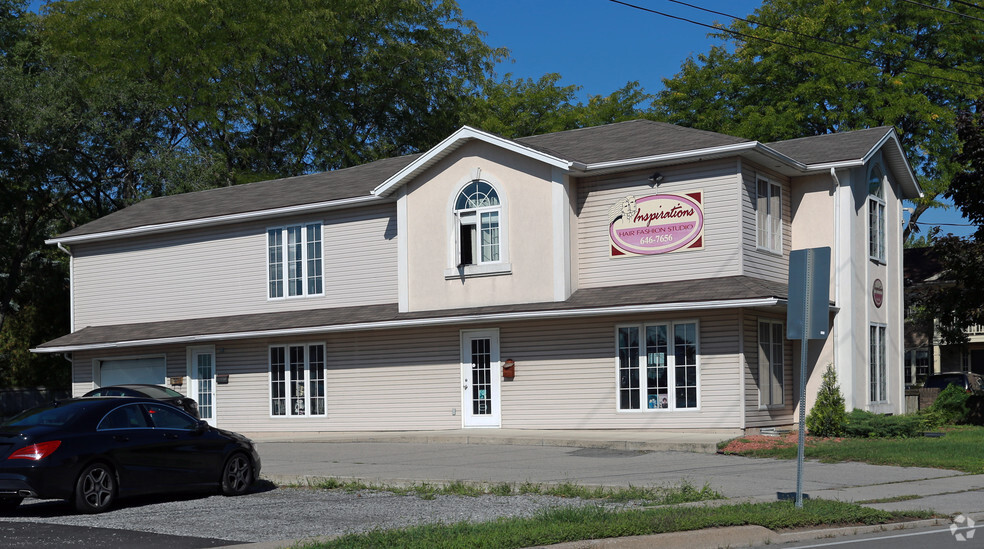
[0,387,71,420]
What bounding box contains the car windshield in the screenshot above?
[1,401,89,427]
[133,386,183,398]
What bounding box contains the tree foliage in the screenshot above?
[41,0,505,183]
[806,364,846,437]
[463,74,652,139]
[652,0,984,237]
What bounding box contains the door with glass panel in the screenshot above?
[461,329,501,427]
[189,347,216,426]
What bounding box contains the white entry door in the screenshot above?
[188,347,217,426]
[461,329,501,428]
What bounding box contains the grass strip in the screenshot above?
[301,478,721,505]
[721,426,984,473]
[298,499,933,549]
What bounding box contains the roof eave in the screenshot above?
[32,296,783,353]
[372,126,574,198]
[47,195,392,246]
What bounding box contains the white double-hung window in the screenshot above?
[756,177,782,253]
[453,181,502,267]
[758,319,785,407]
[869,324,887,403]
[269,344,326,417]
[868,165,886,263]
[268,223,323,298]
[617,322,699,411]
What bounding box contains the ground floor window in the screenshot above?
[758,319,785,407]
[270,343,326,417]
[869,324,887,402]
[617,321,699,411]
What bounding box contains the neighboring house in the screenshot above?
[34,120,921,433]
[903,246,984,384]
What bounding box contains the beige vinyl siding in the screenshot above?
[498,311,744,430]
[71,311,750,432]
[742,310,795,428]
[72,203,397,327]
[740,163,792,282]
[71,345,188,397]
[576,160,743,289]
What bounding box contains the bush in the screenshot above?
[806,365,846,437]
[923,385,972,427]
[844,409,926,438]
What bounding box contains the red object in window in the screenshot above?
[8,440,61,461]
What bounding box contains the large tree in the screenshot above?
[910,101,984,345]
[652,0,984,237]
[41,0,504,184]
[0,0,220,387]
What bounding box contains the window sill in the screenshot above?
[445,262,512,279]
[755,245,783,256]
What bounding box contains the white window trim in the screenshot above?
[869,323,888,404]
[757,319,785,409]
[868,164,887,264]
[268,343,327,418]
[447,176,510,278]
[755,176,783,255]
[266,222,325,300]
[615,320,701,413]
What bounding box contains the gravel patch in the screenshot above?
[0,486,630,544]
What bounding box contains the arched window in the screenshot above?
[453,181,501,266]
[868,164,886,262]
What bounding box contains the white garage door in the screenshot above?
[98,357,166,386]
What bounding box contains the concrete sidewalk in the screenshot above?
[242,429,984,548]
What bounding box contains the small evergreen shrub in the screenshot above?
[843,409,926,438]
[923,384,972,427]
[806,365,846,437]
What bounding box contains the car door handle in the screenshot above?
[164,433,179,439]
[113,435,130,442]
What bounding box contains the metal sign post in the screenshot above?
[787,247,831,508]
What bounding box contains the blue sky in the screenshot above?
[458,0,975,238]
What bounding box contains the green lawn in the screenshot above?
[299,499,934,549]
[720,425,984,473]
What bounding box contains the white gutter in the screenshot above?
[46,195,390,246]
[33,297,790,353]
[582,142,773,171]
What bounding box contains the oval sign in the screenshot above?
[609,193,704,256]
[872,278,884,308]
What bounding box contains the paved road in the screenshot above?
[3,436,984,548]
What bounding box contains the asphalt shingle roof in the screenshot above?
[55,120,895,240]
[38,275,788,350]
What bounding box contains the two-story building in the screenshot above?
[35,120,921,433]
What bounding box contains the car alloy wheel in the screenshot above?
[75,463,116,513]
[221,453,253,496]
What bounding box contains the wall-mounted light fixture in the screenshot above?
[648,172,664,186]
[502,359,515,380]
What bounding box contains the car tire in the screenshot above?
[221,453,253,496]
[0,497,22,513]
[74,462,116,513]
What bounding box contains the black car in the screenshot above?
[82,384,200,418]
[923,372,984,394]
[0,397,260,513]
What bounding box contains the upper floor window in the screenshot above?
[868,164,886,263]
[453,181,501,267]
[267,223,323,299]
[756,177,782,253]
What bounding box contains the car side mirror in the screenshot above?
[194,420,209,434]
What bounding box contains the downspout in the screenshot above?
[56,243,74,333]
[828,168,841,397]
[55,242,75,395]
